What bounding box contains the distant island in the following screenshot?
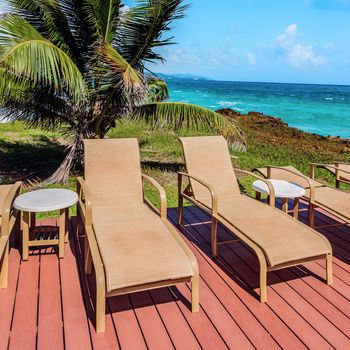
[155,73,214,81]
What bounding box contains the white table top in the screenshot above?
[14,189,78,212]
[252,179,306,198]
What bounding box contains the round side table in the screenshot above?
[252,179,306,219]
[14,189,78,260]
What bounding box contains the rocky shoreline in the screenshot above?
[217,108,350,154]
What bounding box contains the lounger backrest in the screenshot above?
[84,139,143,207]
[180,136,240,203]
[256,166,321,188]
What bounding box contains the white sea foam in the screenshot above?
[217,101,240,107]
[173,90,182,93]
[324,97,333,100]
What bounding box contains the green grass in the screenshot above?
[1,116,349,219]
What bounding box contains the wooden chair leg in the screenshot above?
[293,198,299,219]
[64,208,69,243]
[309,203,315,228]
[14,214,21,244]
[336,179,340,189]
[259,261,267,303]
[58,209,66,259]
[326,253,333,286]
[95,277,106,333]
[30,212,36,228]
[0,240,9,289]
[22,211,30,261]
[191,274,200,312]
[84,236,92,275]
[178,194,183,226]
[211,217,218,258]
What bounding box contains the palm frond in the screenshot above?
[0,67,32,102]
[132,102,247,150]
[0,14,86,101]
[83,0,121,42]
[118,0,189,68]
[97,42,145,94]
[146,77,169,102]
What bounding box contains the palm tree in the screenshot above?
[0,0,245,184]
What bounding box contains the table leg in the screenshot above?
[282,198,289,213]
[293,198,299,219]
[22,212,29,261]
[65,208,69,243]
[30,212,36,228]
[59,209,66,258]
[255,192,262,201]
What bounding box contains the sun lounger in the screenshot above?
[256,164,350,229]
[77,138,199,333]
[178,136,332,302]
[0,182,21,288]
[315,162,350,188]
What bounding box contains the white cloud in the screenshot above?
[166,47,201,65]
[273,24,325,69]
[247,51,256,65]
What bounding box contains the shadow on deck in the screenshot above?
[1,201,350,349]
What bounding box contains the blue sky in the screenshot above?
[126,0,350,85]
[1,1,349,84]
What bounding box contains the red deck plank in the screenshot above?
[173,283,229,350]
[108,295,147,350]
[8,255,39,350]
[0,248,20,350]
[37,254,64,350]
[4,207,350,350]
[129,291,175,350]
[149,288,202,350]
[59,238,92,350]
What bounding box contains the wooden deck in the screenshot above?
[1,201,350,349]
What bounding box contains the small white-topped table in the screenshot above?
[14,189,78,260]
[252,179,306,219]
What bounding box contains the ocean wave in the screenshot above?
[217,101,241,107]
[173,90,182,93]
[324,97,334,101]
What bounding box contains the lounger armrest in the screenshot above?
[178,172,218,215]
[310,163,350,180]
[142,174,167,219]
[232,168,276,207]
[77,177,92,226]
[1,181,22,237]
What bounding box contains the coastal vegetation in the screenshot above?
[0,0,243,184]
[1,108,349,216]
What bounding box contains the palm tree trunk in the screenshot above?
[42,141,80,185]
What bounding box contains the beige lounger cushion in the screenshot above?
[84,138,194,293]
[92,204,194,292]
[180,136,331,267]
[206,195,330,266]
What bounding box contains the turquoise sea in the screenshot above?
[165,78,350,138]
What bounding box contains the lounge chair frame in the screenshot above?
[0,182,22,289]
[77,175,199,333]
[260,165,350,229]
[314,162,350,188]
[178,170,332,302]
